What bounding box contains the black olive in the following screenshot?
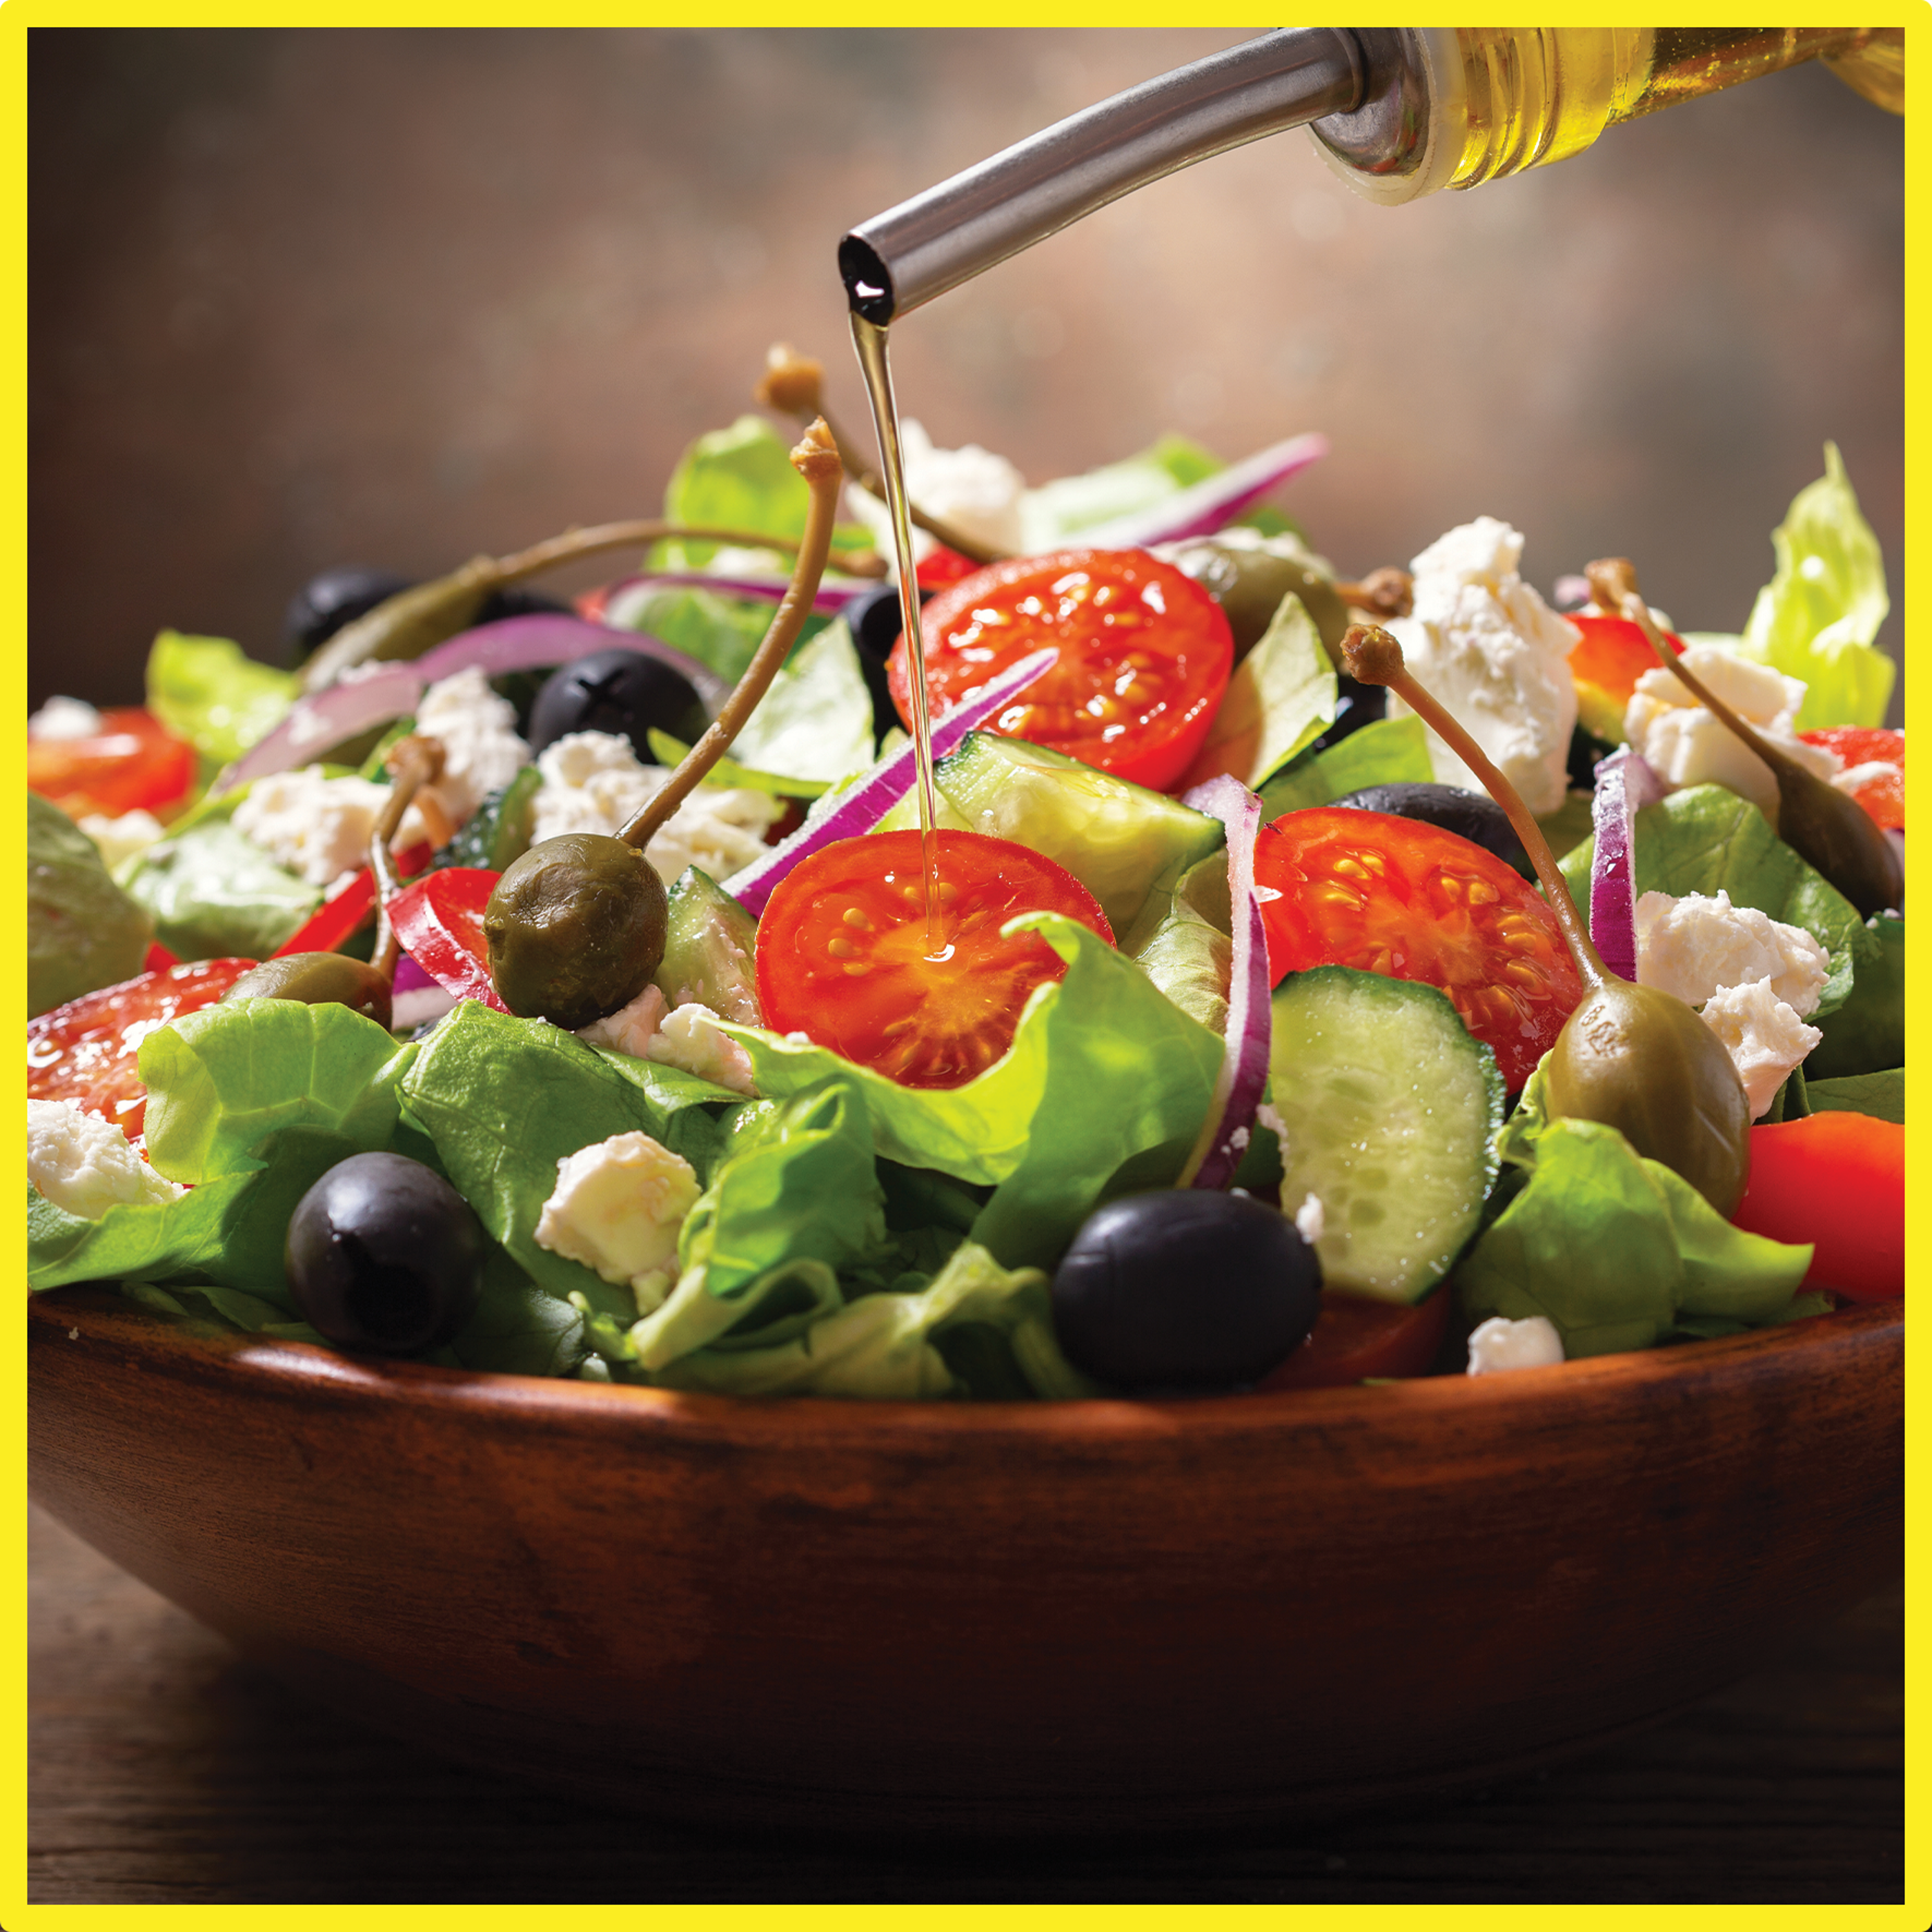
[474,584,571,627]
[1566,720,1620,794]
[844,582,934,740]
[283,565,415,665]
[285,1152,486,1354]
[526,647,710,763]
[1330,781,1532,879]
[1051,1190,1321,1394]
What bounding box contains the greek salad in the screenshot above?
[26,388,1906,1400]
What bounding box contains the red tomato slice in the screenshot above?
[1731,1112,1904,1300]
[1257,1287,1452,1392]
[914,546,980,590]
[386,868,509,1010]
[28,707,197,822]
[887,549,1234,792]
[1799,726,1904,831]
[28,958,257,1142]
[1254,808,1584,1090]
[756,829,1113,1089]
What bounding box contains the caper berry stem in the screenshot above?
[754,340,1005,566]
[1340,624,1608,989]
[301,516,882,694]
[368,734,445,981]
[618,420,846,855]
[1619,589,1902,917]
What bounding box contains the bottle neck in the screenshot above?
[1310,26,1904,206]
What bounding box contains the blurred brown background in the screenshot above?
[29,28,1904,716]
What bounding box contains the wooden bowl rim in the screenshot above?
[29,1285,1903,1453]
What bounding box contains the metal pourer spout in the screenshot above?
[840,28,1368,325]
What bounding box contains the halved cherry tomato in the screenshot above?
[273,841,434,959]
[1256,1286,1452,1392]
[28,707,197,822]
[914,546,980,589]
[386,868,509,1010]
[1799,726,1903,831]
[887,549,1234,792]
[1731,1112,1904,1300]
[1566,613,1684,742]
[1254,808,1584,1090]
[28,958,257,1142]
[756,829,1113,1089]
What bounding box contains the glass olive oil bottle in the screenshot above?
[1314,27,1904,206]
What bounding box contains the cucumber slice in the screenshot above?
[1268,967,1503,1303]
[654,866,762,1025]
[911,732,1224,937]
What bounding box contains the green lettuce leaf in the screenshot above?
[719,618,875,785]
[446,1247,589,1377]
[146,630,299,765]
[1805,1068,1904,1125]
[1181,593,1335,791]
[28,790,154,1016]
[647,1241,1098,1401]
[1806,912,1902,1078]
[724,914,1221,1267]
[1557,783,1873,1016]
[1736,444,1893,729]
[1254,713,1434,819]
[1466,1087,1813,1357]
[398,1001,739,1319]
[1018,434,1294,549]
[28,1171,257,1292]
[116,787,320,963]
[141,998,417,1183]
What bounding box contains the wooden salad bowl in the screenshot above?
[28,1287,1902,1838]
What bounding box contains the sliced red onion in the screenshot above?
[392,953,434,995]
[220,662,425,791]
[1176,775,1270,1191]
[724,647,1059,918]
[600,573,869,627]
[1588,751,1642,981]
[1074,433,1330,551]
[414,614,731,711]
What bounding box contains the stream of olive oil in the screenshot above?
[851,313,949,959]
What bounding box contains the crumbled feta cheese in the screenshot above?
[1634,889,1829,1016]
[647,1003,758,1096]
[1624,646,1837,823]
[1383,518,1579,814]
[575,983,667,1059]
[28,696,103,740]
[232,767,428,887]
[529,730,782,883]
[846,419,1027,562]
[1634,888,1828,1116]
[1698,978,1823,1118]
[1292,1192,1325,1245]
[535,1131,701,1312]
[1466,1314,1564,1375]
[77,808,166,871]
[413,666,531,826]
[28,1099,185,1219]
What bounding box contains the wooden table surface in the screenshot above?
[28,1501,1902,1906]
